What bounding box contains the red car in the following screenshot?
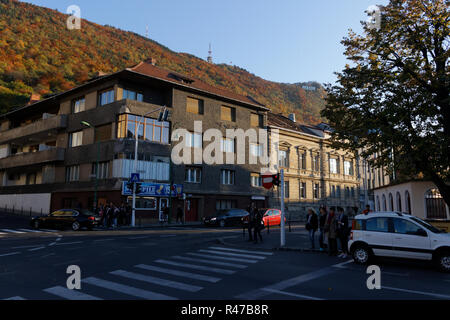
[262,209,285,226]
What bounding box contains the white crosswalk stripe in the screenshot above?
[172,255,248,269]
[135,264,221,283]
[186,252,259,264]
[0,228,58,235]
[43,286,102,300]
[198,249,267,260]
[18,229,43,233]
[3,296,26,300]
[0,229,25,234]
[209,246,274,256]
[110,270,203,292]
[83,277,177,300]
[155,259,236,275]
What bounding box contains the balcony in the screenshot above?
[0,148,65,169]
[0,114,68,145]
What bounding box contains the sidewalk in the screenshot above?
[217,225,324,253]
[111,221,204,230]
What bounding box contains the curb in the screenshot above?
[216,237,324,254]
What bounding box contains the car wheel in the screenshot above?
[352,245,371,265]
[33,220,40,229]
[436,251,450,273]
[71,221,80,231]
[219,220,225,228]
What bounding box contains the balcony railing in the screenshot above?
[0,147,65,169]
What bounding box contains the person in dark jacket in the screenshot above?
[253,206,263,244]
[176,205,183,224]
[324,207,338,256]
[318,206,328,251]
[336,207,349,258]
[305,208,319,249]
[246,204,254,242]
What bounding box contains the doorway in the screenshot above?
[185,199,198,222]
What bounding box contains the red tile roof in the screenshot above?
[128,60,267,109]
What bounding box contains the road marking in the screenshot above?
[3,296,26,300]
[261,288,324,300]
[41,229,58,232]
[209,246,273,256]
[198,249,267,260]
[54,241,83,246]
[43,286,102,300]
[172,256,248,269]
[382,286,450,299]
[186,252,258,264]
[12,245,45,249]
[0,229,25,234]
[332,260,354,269]
[83,277,177,300]
[155,259,235,275]
[18,229,42,233]
[28,246,46,252]
[111,270,203,292]
[0,252,21,257]
[135,264,221,283]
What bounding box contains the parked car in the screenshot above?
[203,209,249,227]
[31,209,100,231]
[242,209,286,227]
[348,211,450,272]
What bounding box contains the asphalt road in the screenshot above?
[1,217,450,300]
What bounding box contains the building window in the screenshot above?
[331,185,336,198]
[300,182,307,199]
[278,150,289,168]
[26,173,37,185]
[314,183,320,199]
[216,200,236,210]
[221,169,235,185]
[389,193,394,211]
[98,88,115,106]
[185,167,202,183]
[313,154,320,172]
[186,97,204,114]
[251,173,262,187]
[330,158,338,174]
[376,196,381,211]
[95,124,112,142]
[65,165,80,182]
[69,131,83,148]
[351,187,355,199]
[382,194,387,211]
[251,113,263,127]
[425,189,447,219]
[221,106,236,122]
[72,97,85,113]
[281,180,290,198]
[299,151,306,170]
[396,192,402,212]
[185,132,202,149]
[405,191,411,214]
[344,160,354,176]
[250,143,263,157]
[92,161,109,179]
[336,186,341,199]
[117,114,170,144]
[122,89,143,102]
[221,138,235,153]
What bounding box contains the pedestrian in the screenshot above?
[125,203,131,225]
[98,204,105,226]
[119,203,127,226]
[104,203,111,228]
[362,205,373,215]
[176,205,183,224]
[336,207,349,258]
[305,208,319,250]
[163,205,170,224]
[318,206,328,252]
[246,203,254,242]
[324,207,338,256]
[253,206,263,244]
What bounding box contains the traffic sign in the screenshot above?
[262,173,274,190]
[130,173,140,183]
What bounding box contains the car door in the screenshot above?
[364,217,395,257]
[273,210,282,226]
[46,210,64,229]
[391,218,432,260]
[60,209,77,229]
[262,210,271,226]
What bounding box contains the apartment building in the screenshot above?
[267,113,361,220]
[0,59,269,221]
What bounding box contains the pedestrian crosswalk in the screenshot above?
[0,228,58,235]
[2,246,273,300]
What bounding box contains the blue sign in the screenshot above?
[122,182,183,197]
[129,173,140,183]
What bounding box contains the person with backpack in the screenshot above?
[305,208,319,250]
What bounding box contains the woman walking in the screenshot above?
[305,208,319,249]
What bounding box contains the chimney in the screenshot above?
[145,57,157,66]
[27,93,41,105]
[288,113,296,123]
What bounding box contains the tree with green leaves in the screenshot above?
[321,0,449,206]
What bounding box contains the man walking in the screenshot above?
[253,206,263,244]
[246,203,254,242]
[336,207,349,258]
[176,205,183,224]
[324,207,338,256]
[318,206,328,252]
[305,208,319,250]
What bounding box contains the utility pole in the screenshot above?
[280,169,286,247]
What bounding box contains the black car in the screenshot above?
[30,209,100,231]
[203,209,249,227]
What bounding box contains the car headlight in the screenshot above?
[211,218,217,221]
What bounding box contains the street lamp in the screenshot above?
[81,121,100,213]
[131,107,170,227]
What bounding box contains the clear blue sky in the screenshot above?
[23,0,388,85]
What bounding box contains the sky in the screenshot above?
[23,0,388,85]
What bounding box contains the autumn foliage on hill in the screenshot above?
[0,0,326,123]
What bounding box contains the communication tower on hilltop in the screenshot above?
[207,43,213,63]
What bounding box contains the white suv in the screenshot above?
[348,211,450,272]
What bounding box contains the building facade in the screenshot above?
[0,59,269,221]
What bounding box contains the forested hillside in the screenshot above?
[0,0,326,123]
